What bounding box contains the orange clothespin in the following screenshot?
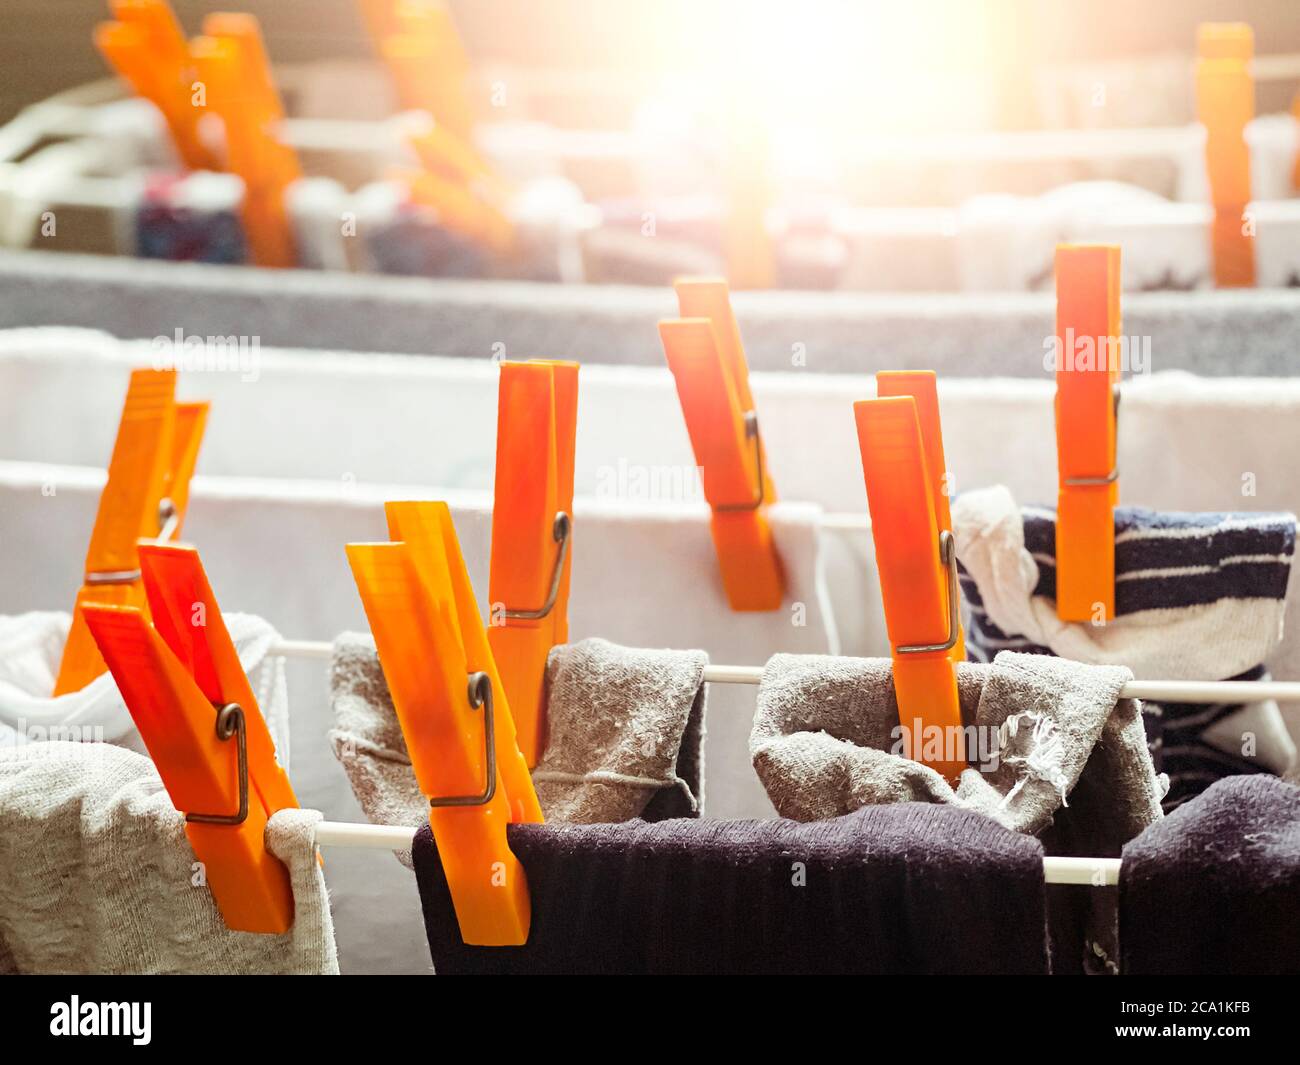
[54,368,207,695]
[487,361,578,767]
[348,501,540,945]
[360,1,476,144]
[875,371,965,663]
[95,0,217,171]
[82,543,299,933]
[659,277,783,612]
[1054,244,1122,624]
[1196,22,1256,287]
[191,13,301,268]
[854,395,965,783]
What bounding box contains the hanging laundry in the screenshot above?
[750,650,1165,974]
[0,742,336,975]
[412,804,1050,975]
[0,609,292,762]
[953,485,1297,809]
[1120,776,1300,974]
[134,172,247,264]
[328,635,708,866]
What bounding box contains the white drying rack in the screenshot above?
[269,638,1300,887]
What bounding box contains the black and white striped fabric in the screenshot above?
[957,504,1296,811]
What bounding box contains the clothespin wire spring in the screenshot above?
[503,513,571,620]
[896,531,960,656]
[428,672,498,808]
[186,703,250,826]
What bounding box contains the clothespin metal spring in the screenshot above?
[713,412,766,513]
[1062,387,1121,487]
[502,512,571,621]
[83,496,183,586]
[427,672,498,809]
[895,531,960,656]
[185,703,250,827]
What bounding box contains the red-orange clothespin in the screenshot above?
[55,368,207,695]
[875,371,965,663]
[348,501,541,946]
[1054,244,1122,624]
[659,277,783,612]
[95,0,217,171]
[190,13,301,267]
[83,543,299,933]
[487,361,578,767]
[1196,22,1256,287]
[854,394,965,783]
[359,1,476,144]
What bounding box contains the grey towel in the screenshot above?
[751,650,1167,973]
[0,742,338,975]
[329,634,706,865]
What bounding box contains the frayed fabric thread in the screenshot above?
[998,711,1072,808]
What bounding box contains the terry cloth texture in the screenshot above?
[750,650,1165,974]
[1120,776,1300,975]
[0,610,292,765]
[412,804,1050,975]
[329,634,707,865]
[953,485,1298,810]
[0,742,337,975]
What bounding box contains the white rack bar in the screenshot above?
[270,639,1300,703]
[310,820,1122,885]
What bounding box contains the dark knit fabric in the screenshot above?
[413,804,1050,975]
[1120,776,1300,975]
[959,505,1296,811]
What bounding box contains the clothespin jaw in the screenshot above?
[1054,245,1121,624]
[191,13,301,268]
[875,371,964,663]
[82,543,297,934]
[1196,23,1256,287]
[54,369,207,695]
[348,532,532,946]
[95,1,216,171]
[487,361,578,768]
[659,295,783,612]
[854,396,965,783]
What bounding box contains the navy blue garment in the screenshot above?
[1120,776,1300,974]
[412,804,1050,975]
[959,506,1295,811]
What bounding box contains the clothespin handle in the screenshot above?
[875,371,964,663]
[854,396,965,782]
[1054,244,1121,623]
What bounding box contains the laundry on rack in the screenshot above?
[1120,775,1300,975]
[750,649,1165,973]
[953,484,1298,809]
[0,609,292,763]
[329,635,708,865]
[412,803,1051,975]
[0,742,336,975]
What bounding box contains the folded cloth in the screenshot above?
[0,610,292,765]
[329,634,707,864]
[1120,776,1300,975]
[0,742,337,974]
[750,650,1165,974]
[953,485,1297,809]
[413,804,1050,975]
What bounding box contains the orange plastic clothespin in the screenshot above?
[854,395,965,783]
[1054,244,1122,624]
[54,368,207,695]
[487,361,578,767]
[875,371,965,663]
[1196,22,1256,287]
[191,13,301,268]
[659,278,783,612]
[348,502,540,945]
[95,0,217,171]
[363,1,476,144]
[83,543,299,933]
